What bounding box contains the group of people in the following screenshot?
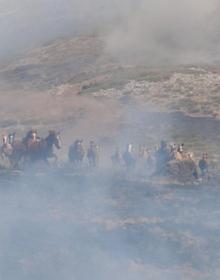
[0,129,210,180]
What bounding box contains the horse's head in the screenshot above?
[76,139,83,146]
[78,140,84,149]
[32,132,37,141]
[28,129,37,139]
[2,134,8,145]
[127,143,133,153]
[48,130,61,149]
[177,144,184,153]
[170,143,176,152]
[8,133,16,145]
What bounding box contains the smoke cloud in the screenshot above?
[0,0,134,62]
[0,120,218,279]
[1,0,220,65]
[105,0,220,65]
[0,169,219,280]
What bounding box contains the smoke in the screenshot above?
[0,103,219,279]
[1,2,220,278]
[0,169,220,280]
[2,0,220,65]
[105,0,220,65]
[0,0,134,62]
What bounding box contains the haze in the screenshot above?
[1,0,220,64]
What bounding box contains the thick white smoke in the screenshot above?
[106,0,220,65]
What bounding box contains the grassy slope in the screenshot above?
[1,35,220,165]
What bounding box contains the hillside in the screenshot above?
[1,35,220,163]
[1,36,220,118]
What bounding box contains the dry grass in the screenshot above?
[1,35,220,165]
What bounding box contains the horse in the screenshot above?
[111,148,123,166]
[167,157,199,181]
[68,139,85,165]
[6,133,27,169]
[0,134,13,169]
[22,129,40,144]
[176,144,187,160]
[199,153,209,177]
[138,145,149,161]
[26,130,61,164]
[170,143,189,161]
[155,141,171,174]
[139,145,154,164]
[87,141,99,167]
[1,134,12,158]
[123,144,136,170]
[6,130,41,168]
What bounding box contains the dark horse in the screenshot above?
[87,141,99,167]
[68,139,85,165]
[8,131,61,168]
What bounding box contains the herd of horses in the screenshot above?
[0,129,209,180]
[0,130,61,169]
[0,130,100,170]
[111,141,209,180]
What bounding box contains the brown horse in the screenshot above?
[8,131,61,167]
[7,133,27,168]
[26,130,61,163]
[68,139,85,165]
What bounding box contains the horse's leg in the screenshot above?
[43,156,50,166]
[0,150,4,160]
[11,153,21,170]
[17,153,29,170]
[53,153,58,164]
[46,153,57,167]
